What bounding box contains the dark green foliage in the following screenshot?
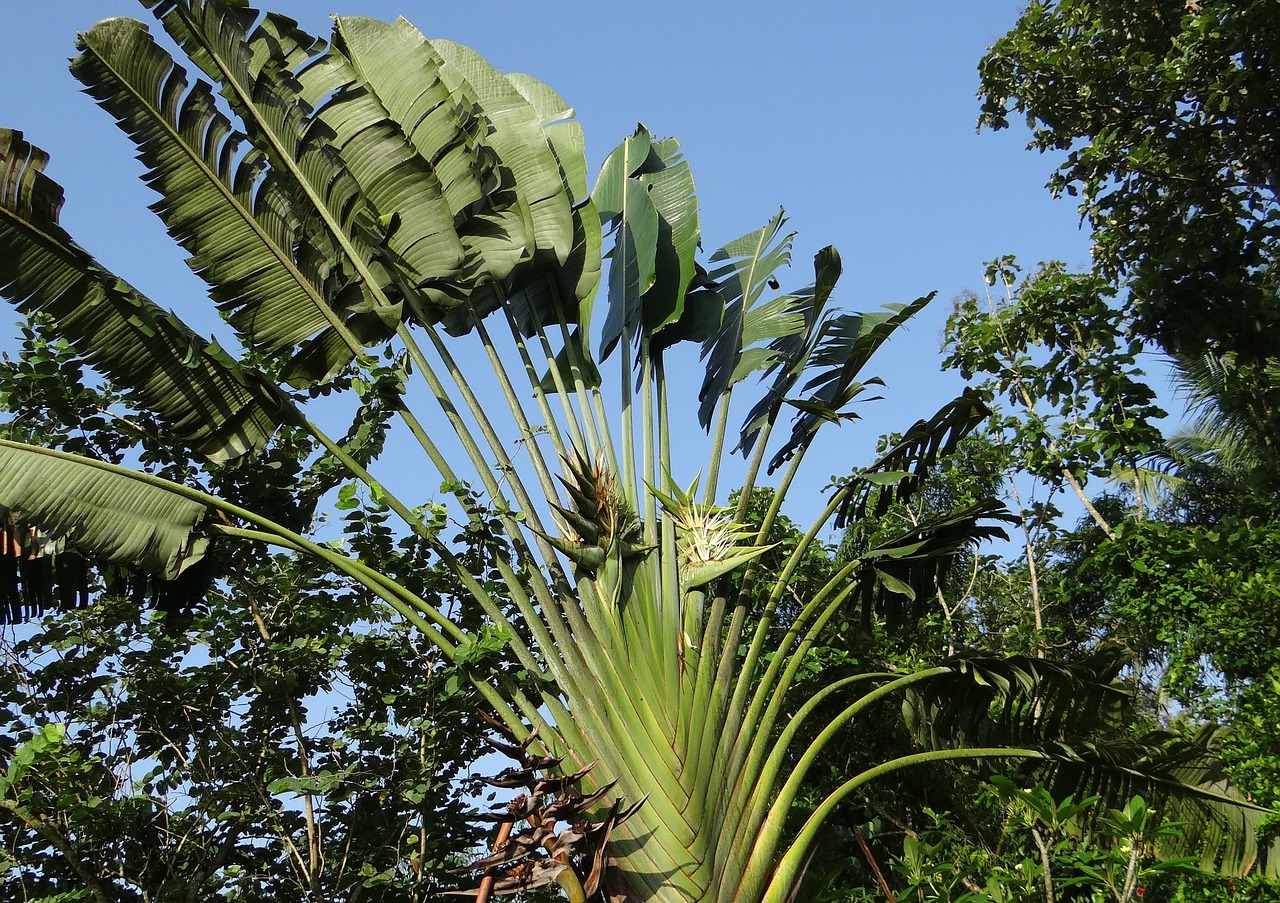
[0,565,493,901]
[1152,870,1280,903]
[0,314,507,900]
[978,0,1280,376]
[944,258,1166,495]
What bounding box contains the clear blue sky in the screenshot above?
[0,1,1097,514]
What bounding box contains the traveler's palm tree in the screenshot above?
[0,3,1272,899]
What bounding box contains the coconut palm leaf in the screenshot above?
[1170,349,1280,480]
[0,128,291,461]
[1039,728,1279,878]
[902,649,1133,750]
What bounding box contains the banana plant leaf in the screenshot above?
[0,127,292,461]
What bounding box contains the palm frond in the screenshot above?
[905,651,1278,878]
[1171,350,1280,478]
[1041,727,1278,878]
[903,649,1133,751]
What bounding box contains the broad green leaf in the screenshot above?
[594,126,661,361]
[0,440,209,578]
[505,72,589,205]
[592,125,652,221]
[295,50,467,302]
[598,180,659,362]
[766,292,936,473]
[503,72,602,317]
[0,128,290,462]
[652,262,724,352]
[333,17,492,216]
[697,210,801,429]
[138,2,419,383]
[430,38,576,265]
[331,16,554,311]
[875,571,917,599]
[736,246,843,456]
[74,16,362,349]
[636,136,700,333]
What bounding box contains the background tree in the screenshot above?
[978,0,1280,410]
[975,0,1280,815]
[0,318,501,901]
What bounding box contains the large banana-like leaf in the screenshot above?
[635,136,700,335]
[594,127,700,360]
[78,11,396,386]
[142,2,588,348]
[430,38,576,267]
[293,50,467,298]
[506,72,589,206]
[134,1,443,384]
[0,441,209,578]
[734,246,843,457]
[0,128,290,462]
[331,17,495,218]
[73,19,364,350]
[443,66,602,336]
[504,72,603,321]
[765,291,936,473]
[594,126,660,362]
[697,211,804,429]
[311,19,589,315]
